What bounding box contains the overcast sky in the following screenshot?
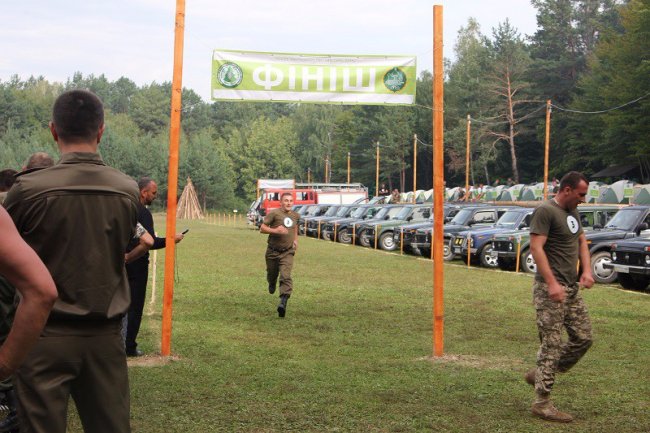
[1,0,539,101]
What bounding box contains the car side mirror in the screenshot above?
[637,222,649,235]
[592,224,603,230]
[407,216,413,221]
[383,215,390,220]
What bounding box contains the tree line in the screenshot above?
[1,0,647,210]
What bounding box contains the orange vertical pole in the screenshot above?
[161,0,185,357]
[375,142,380,197]
[413,134,417,203]
[543,100,551,200]
[465,114,471,201]
[432,5,445,358]
[347,152,351,185]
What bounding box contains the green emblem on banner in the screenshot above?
[217,62,243,88]
[383,67,407,92]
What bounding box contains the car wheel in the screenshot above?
[379,232,396,251]
[322,231,331,241]
[358,230,371,247]
[520,249,537,274]
[479,244,499,268]
[337,228,351,244]
[617,273,650,291]
[443,240,455,261]
[591,251,617,284]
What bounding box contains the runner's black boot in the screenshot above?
[277,294,289,318]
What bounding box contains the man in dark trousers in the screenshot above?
[125,177,184,357]
[525,171,594,423]
[4,89,139,433]
[260,192,299,317]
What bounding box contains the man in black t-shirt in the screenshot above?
[124,178,184,357]
[525,171,594,423]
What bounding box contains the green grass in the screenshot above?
[69,216,649,432]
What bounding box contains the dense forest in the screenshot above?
[0,0,648,210]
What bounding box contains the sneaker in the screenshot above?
[531,401,573,423]
[524,368,535,386]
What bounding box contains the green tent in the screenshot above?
[633,184,650,205]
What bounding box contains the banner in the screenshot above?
[212,49,416,105]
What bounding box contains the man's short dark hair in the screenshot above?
[280,192,293,200]
[52,90,104,143]
[25,152,55,170]
[0,169,17,192]
[138,177,154,192]
[559,171,588,190]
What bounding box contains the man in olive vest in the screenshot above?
[260,192,299,317]
[525,171,594,423]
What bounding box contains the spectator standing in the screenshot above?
[4,90,140,433]
[124,177,184,357]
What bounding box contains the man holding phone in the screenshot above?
[124,177,184,357]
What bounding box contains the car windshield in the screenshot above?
[374,207,392,220]
[350,206,368,218]
[324,206,339,217]
[306,205,321,216]
[605,209,641,230]
[395,206,414,220]
[337,206,353,217]
[449,208,475,225]
[495,211,521,227]
[388,206,406,219]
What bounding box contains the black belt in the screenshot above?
[268,246,291,253]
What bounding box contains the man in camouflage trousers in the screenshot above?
[526,171,594,423]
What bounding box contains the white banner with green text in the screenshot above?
[212,50,416,105]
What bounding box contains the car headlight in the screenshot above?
[611,252,617,261]
[645,254,650,265]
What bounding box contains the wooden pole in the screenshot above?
[307,167,311,184]
[375,142,380,197]
[413,134,417,203]
[325,155,329,183]
[432,5,445,358]
[347,152,351,185]
[543,100,551,200]
[161,0,185,357]
[465,114,471,201]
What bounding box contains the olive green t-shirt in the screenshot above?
[530,200,583,286]
[264,208,299,250]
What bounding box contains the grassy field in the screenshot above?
[69,216,649,432]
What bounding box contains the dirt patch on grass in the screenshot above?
[127,354,181,368]
[418,353,524,370]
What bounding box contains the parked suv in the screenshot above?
[604,237,650,291]
[354,205,407,247]
[321,204,383,243]
[585,205,650,283]
[491,205,621,273]
[358,205,432,251]
[452,207,534,268]
[411,205,515,259]
[393,204,466,254]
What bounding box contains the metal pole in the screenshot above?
[543,100,551,200]
[161,0,186,356]
[432,5,445,357]
[465,114,471,201]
